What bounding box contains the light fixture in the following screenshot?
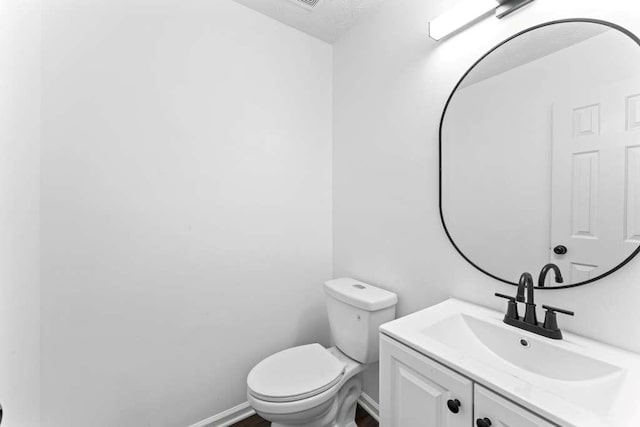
[428,0,536,41]
[496,0,535,18]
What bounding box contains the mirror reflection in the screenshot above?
[441,20,640,287]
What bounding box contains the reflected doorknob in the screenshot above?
[553,245,568,255]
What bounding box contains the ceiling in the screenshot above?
[232,0,387,43]
[460,22,611,89]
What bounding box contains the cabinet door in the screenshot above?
[474,385,558,427]
[380,335,472,427]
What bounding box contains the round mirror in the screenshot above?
[440,19,640,288]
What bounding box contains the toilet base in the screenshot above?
[263,374,362,427]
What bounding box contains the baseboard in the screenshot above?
[357,391,380,422]
[190,392,379,427]
[187,401,255,427]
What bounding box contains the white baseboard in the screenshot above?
[357,391,380,422]
[188,401,255,427]
[190,392,379,427]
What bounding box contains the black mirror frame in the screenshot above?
[439,18,640,289]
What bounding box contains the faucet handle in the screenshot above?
[542,304,574,317]
[494,292,516,301]
[495,293,519,320]
[542,304,574,335]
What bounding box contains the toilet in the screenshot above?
[246,277,398,427]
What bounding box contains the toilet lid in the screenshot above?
[247,344,345,402]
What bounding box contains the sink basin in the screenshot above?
[424,313,622,382]
[380,299,640,427]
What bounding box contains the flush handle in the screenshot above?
[446,399,461,414]
[476,418,492,427]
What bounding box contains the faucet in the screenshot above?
[495,269,575,340]
[537,263,564,288]
[516,272,537,325]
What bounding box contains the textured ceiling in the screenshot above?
[232,0,387,43]
[460,22,611,89]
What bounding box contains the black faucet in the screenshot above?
[537,263,564,288]
[495,270,574,340]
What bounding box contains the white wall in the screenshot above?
[0,0,42,425]
[443,52,555,281]
[41,1,332,426]
[333,0,640,401]
[444,30,640,282]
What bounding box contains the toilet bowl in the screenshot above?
[246,278,398,427]
[248,345,364,427]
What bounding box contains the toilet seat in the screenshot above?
[247,344,345,403]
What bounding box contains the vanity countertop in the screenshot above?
[380,298,640,427]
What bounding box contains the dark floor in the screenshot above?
[231,404,378,427]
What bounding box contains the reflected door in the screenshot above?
[551,76,640,284]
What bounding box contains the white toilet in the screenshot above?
[247,277,398,427]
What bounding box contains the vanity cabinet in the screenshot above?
[380,335,558,427]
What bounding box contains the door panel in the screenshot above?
[0,0,41,425]
[625,145,640,241]
[379,335,472,427]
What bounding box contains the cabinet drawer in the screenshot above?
[380,335,472,427]
[474,385,557,427]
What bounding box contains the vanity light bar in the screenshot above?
[428,0,536,41]
[496,0,536,18]
[428,0,498,41]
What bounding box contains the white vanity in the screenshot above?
[378,299,640,427]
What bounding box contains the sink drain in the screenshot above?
[519,338,531,348]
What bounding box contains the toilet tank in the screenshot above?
[324,278,398,364]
